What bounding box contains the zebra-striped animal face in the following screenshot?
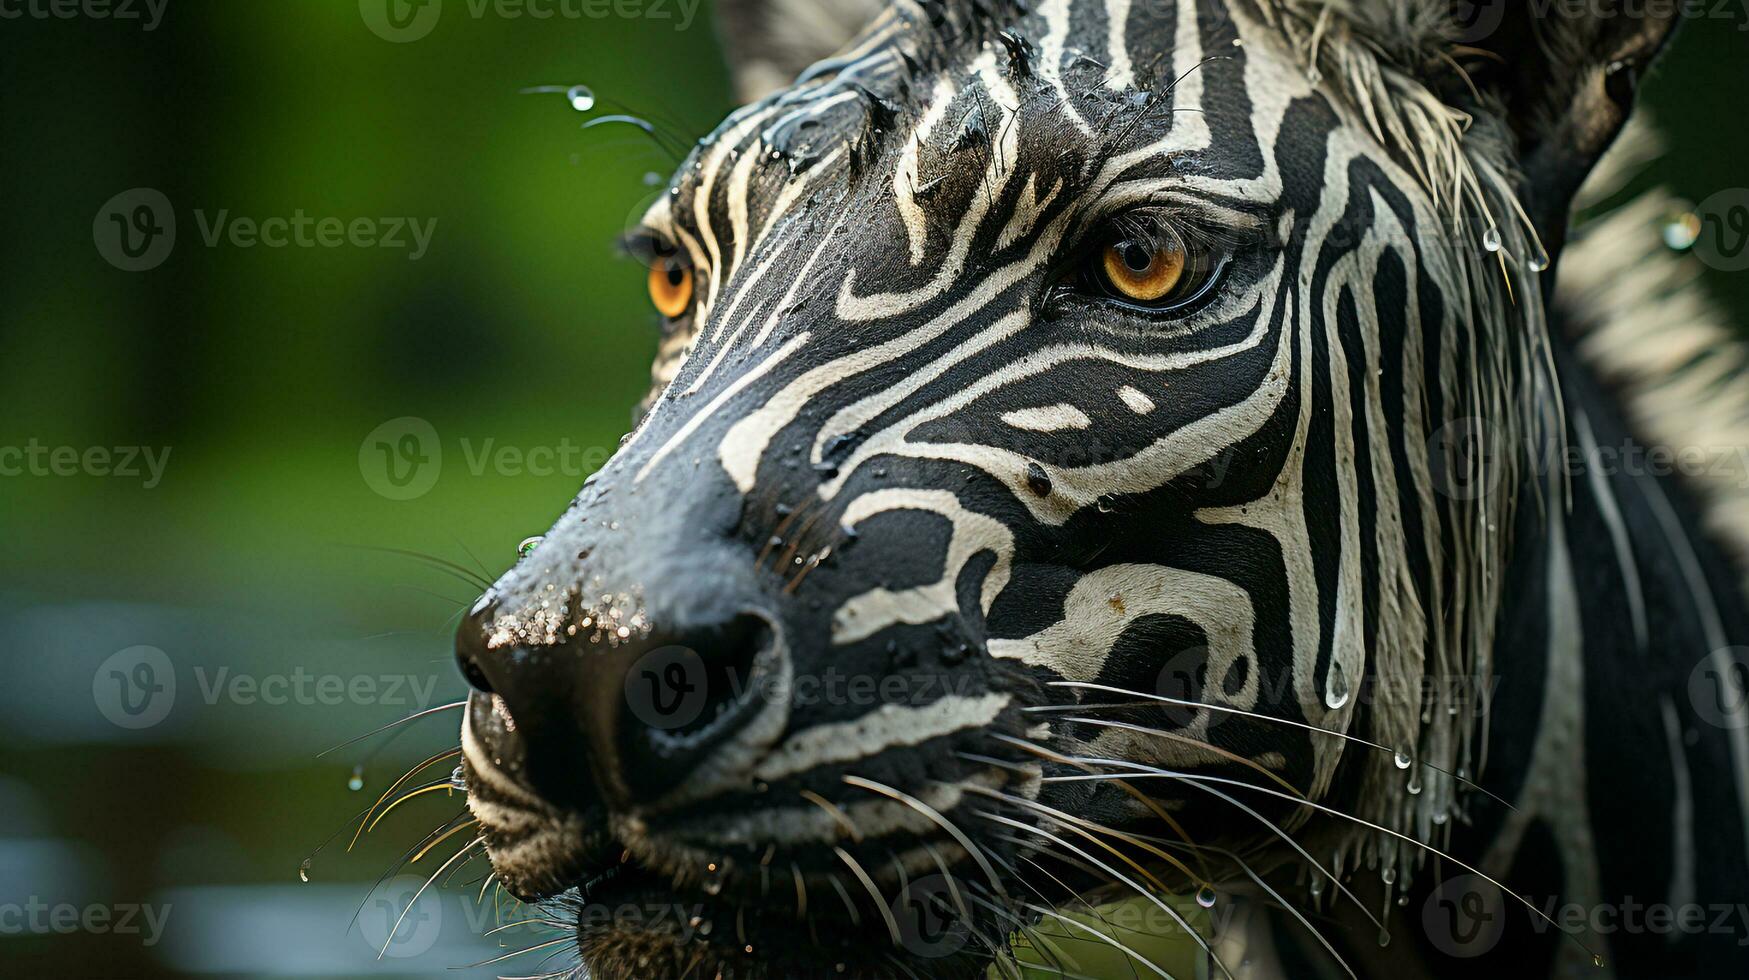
[454,1,1571,975]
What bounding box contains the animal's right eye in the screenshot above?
[622,231,697,321]
[648,249,693,319]
[1082,216,1226,314]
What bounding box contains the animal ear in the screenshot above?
[1444,1,1681,246]
[715,0,889,103]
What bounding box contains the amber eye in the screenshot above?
[1076,217,1227,314]
[1101,237,1186,303]
[648,255,694,319]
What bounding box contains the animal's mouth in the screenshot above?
[562,849,925,980]
[468,807,995,980]
[461,702,1006,979]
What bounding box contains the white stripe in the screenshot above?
[1639,471,1749,865]
[1573,409,1649,651]
[639,331,810,484]
[1001,403,1092,432]
[752,694,1011,783]
[1117,385,1156,414]
[1105,0,1134,90]
[1660,694,1697,912]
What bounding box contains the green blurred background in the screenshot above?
[0,3,1743,977]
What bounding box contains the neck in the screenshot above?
[1276,309,1749,980]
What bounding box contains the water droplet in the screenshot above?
[1195,885,1217,908]
[1431,809,1448,826]
[1377,929,1391,948]
[1324,661,1351,710]
[1407,770,1423,795]
[347,765,365,792]
[1095,494,1117,513]
[1593,954,1604,968]
[298,858,312,883]
[1528,253,1550,272]
[566,85,596,112]
[1393,748,1412,770]
[518,535,544,558]
[1482,226,1503,252]
[1308,873,1325,898]
[1664,212,1701,251]
[1381,867,1397,885]
[1397,894,1409,907]
[702,861,727,896]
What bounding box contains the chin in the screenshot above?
[495,836,999,980]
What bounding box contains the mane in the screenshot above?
[1250,3,1749,889]
[1241,0,1561,883]
[1558,120,1749,592]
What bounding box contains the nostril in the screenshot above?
[459,654,494,694]
[664,613,771,741]
[615,612,777,802]
[456,635,495,695]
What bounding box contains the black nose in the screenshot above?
[457,608,778,808]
